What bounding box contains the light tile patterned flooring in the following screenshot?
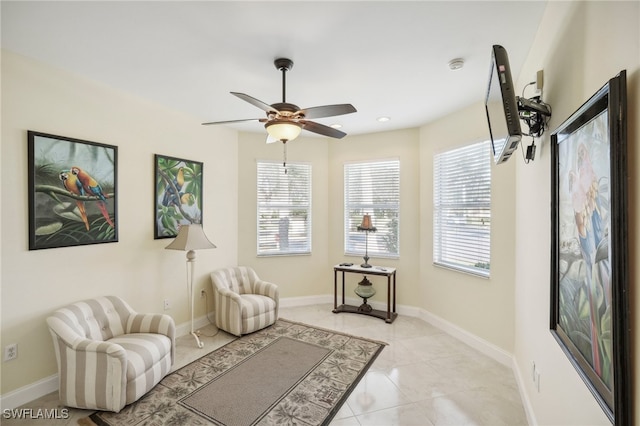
[4,304,527,425]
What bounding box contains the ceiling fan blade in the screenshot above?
[299,104,357,119]
[231,92,279,114]
[202,118,261,125]
[300,120,347,139]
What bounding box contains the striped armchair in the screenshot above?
[46,295,175,412]
[210,266,279,336]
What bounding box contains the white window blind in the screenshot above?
[344,159,400,258]
[257,161,311,256]
[433,141,491,276]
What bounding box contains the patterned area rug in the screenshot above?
[87,319,385,425]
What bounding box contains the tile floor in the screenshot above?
[4,304,528,425]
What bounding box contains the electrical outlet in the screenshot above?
[163,299,170,311]
[531,361,541,392]
[4,343,17,361]
[531,361,536,381]
[536,70,544,92]
[200,289,206,298]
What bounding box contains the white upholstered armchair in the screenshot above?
[46,295,175,412]
[210,266,279,336]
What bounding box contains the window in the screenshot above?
[433,140,491,276]
[257,161,311,256]
[344,159,400,258]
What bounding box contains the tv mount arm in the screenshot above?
[516,95,552,161]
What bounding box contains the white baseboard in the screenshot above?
[279,294,331,308]
[176,313,212,337]
[512,357,538,426]
[0,374,58,411]
[416,308,513,367]
[1,296,525,413]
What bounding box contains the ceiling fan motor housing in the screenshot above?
[270,102,302,118]
[274,58,294,72]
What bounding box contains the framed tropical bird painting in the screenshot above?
[27,131,118,250]
[154,154,203,239]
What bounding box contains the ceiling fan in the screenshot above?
[202,58,357,145]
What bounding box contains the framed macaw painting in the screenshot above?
[550,71,630,425]
[154,154,203,239]
[28,131,118,250]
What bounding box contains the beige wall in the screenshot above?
[328,129,421,307]
[237,132,331,297]
[0,51,239,394]
[418,102,517,353]
[236,128,421,307]
[513,2,639,425]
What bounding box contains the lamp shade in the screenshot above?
[165,224,216,251]
[360,214,372,229]
[358,214,376,231]
[265,120,302,142]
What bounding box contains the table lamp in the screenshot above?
[357,214,377,268]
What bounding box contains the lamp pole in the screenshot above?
[186,249,204,348]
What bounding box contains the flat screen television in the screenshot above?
[485,45,522,164]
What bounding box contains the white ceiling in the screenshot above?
[1,1,547,137]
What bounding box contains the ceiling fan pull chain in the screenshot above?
[283,142,288,174]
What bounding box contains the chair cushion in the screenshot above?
[239,294,277,318]
[108,333,172,380]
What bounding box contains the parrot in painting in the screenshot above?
[71,166,115,228]
[161,167,185,207]
[59,170,90,231]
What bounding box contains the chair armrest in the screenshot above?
[253,279,279,303]
[71,338,128,360]
[215,287,243,303]
[47,328,128,412]
[126,313,175,363]
[126,313,175,338]
[212,287,244,336]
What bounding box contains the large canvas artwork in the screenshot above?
[154,154,203,239]
[28,131,118,250]
[550,71,630,424]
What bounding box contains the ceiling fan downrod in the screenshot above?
[274,58,294,103]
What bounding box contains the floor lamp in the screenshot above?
[165,224,216,348]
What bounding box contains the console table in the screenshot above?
[332,264,397,323]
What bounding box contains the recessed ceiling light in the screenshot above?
[330,123,342,129]
[448,58,464,71]
[377,116,390,123]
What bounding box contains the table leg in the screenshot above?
[341,271,345,304]
[386,275,391,321]
[393,271,397,313]
[333,269,337,310]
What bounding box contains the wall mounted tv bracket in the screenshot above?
[517,96,551,134]
[517,96,551,161]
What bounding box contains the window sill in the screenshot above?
[433,262,490,279]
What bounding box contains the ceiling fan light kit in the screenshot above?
[203,57,357,155]
[265,120,302,142]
